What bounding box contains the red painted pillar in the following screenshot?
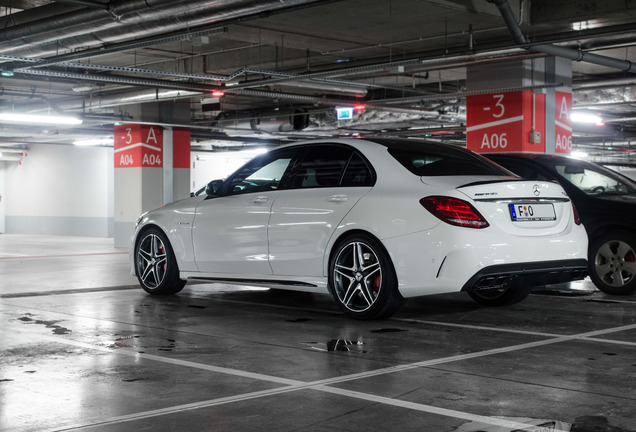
[466,57,572,156]
[113,124,190,247]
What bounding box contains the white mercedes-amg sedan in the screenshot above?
[131,138,588,319]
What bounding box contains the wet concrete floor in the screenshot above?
[1,234,635,432]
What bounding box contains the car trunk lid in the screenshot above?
[449,177,573,236]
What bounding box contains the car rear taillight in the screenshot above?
[572,202,582,225]
[420,196,490,229]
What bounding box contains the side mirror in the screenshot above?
[205,179,224,197]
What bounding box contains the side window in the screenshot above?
[341,152,374,186]
[555,164,630,195]
[228,148,296,195]
[290,145,352,189]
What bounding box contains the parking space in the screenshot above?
[1,235,635,432]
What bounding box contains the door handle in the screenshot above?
[251,196,269,203]
[328,194,348,202]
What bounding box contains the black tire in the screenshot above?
[135,228,187,295]
[588,230,636,295]
[328,234,404,320]
[467,281,532,307]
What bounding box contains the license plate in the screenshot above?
[509,203,556,221]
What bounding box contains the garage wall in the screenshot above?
[1,146,265,238]
[191,150,264,193]
[3,145,114,237]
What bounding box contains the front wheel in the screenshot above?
[588,231,636,295]
[328,234,404,320]
[135,228,186,295]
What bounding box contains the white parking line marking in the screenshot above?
[6,298,635,432]
[23,322,636,432]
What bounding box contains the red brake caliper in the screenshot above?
[373,275,382,296]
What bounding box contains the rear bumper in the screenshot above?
[461,259,588,293]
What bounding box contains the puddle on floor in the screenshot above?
[17,315,72,335]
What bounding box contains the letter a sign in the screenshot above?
[114,124,164,168]
[554,92,572,154]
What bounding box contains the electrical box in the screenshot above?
[529,130,541,144]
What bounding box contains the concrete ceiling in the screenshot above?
[1,0,636,163]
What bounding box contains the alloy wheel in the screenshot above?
[594,239,636,288]
[136,233,168,289]
[333,241,383,313]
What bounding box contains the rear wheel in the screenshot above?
[588,231,636,295]
[135,228,186,295]
[328,234,404,320]
[468,282,532,307]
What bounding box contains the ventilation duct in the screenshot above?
[489,0,636,74]
[0,0,325,59]
[214,108,310,135]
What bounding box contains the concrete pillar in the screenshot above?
[113,102,191,248]
[466,57,572,155]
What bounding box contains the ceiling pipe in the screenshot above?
[0,0,327,58]
[0,0,185,42]
[488,0,636,73]
[53,0,110,9]
[573,78,636,90]
[18,68,219,92]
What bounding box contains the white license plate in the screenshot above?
[509,203,556,221]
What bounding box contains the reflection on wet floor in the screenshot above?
[456,416,572,431]
[455,415,635,432]
[2,235,636,432]
[301,339,368,353]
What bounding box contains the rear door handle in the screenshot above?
[328,194,348,202]
[251,196,269,203]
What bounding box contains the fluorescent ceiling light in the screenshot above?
[571,151,588,159]
[73,137,113,146]
[0,112,83,125]
[571,112,602,124]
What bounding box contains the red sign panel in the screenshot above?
[554,91,572,154]
[114,124,164,168]
[467,90,545,154]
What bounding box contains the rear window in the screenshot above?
[388,145,511,177]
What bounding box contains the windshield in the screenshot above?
[554,162,636,196]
